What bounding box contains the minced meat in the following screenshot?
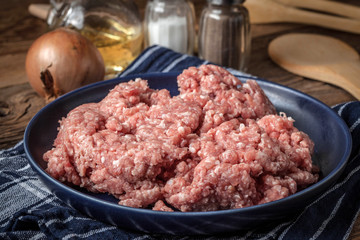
[44,64,318,212]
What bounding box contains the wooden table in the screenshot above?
[0,0,359,238]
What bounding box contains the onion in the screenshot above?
[25,27,105,101]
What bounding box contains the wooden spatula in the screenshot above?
[244,0,360,34]
[273,0,360,21]
[268,33,360,99]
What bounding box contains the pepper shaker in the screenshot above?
[198,0,251,71]
[144,0,195,54]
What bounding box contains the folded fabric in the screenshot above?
[1,46,359,240]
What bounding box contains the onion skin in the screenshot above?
[25,27,105,101]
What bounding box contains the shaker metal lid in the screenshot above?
[207,0,246,5]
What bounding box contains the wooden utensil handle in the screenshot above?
[281,6,360,34]
[273,61,360,100]
[274,0,360,21]
[329,62,360,99]
[28,3,51,20]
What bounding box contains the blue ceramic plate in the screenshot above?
[24,72,352,235]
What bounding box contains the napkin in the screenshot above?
[1,45,360,240]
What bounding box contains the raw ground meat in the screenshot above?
[178,65,276,133]
[164,115,317,211]
[44,64,319,212]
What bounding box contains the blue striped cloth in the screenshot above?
[1,45,360,240]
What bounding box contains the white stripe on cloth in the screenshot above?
[0,197,60,228]
[279,164,360,239]
[0,177,52,223]
[120,45,162,77]
[16,163,31,172]
[0,188,61,227]
[43,215,97,228]
[0,153,25,162]
[0,165,52,196]
[277,214,302,240]
[62,226,118,240]
[0,140,24,155]
[350,118,360,132]
[256,221,293,240]
[18,178,52,198]
[343,206,360,240]
[28,232,47,240]
[27,195,61,214]
[0,195,61,227]
[332,101,357,110]
[29,232,47,240]
[337,102,352,116]
[132,236,155,240]
[162,54,190,72]
[309,193,346,240]
[0,174,37,192]
[238,229,255,240]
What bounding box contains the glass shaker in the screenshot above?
[198,0,251,71]
[47,0,144,78]
[144,0,195,55]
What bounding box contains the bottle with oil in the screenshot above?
[47,0,143,79]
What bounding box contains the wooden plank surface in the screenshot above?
[0,0,359,238]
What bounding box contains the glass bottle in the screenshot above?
[47,0,144,78]
[198,0,251,71]
[144,0,195,55]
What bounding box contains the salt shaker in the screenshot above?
[47,0,143,78]
[198,0,251,71]
[144,0,195,55]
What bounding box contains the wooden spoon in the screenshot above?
[273,0,360,21]
[244,0,360,34]
[268,33,360,100]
